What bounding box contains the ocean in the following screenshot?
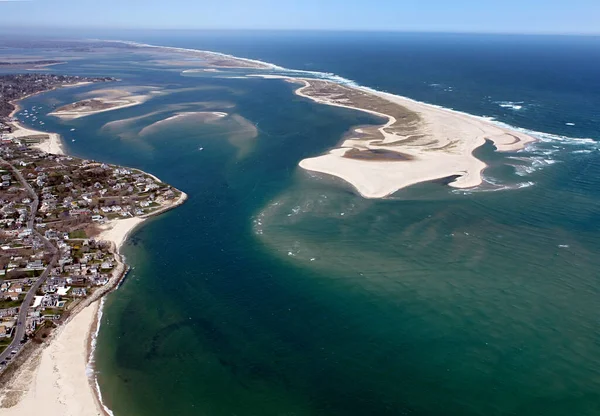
[7,31,600,415]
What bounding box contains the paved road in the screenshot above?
[0,156,39,230]
[0,157,56,364]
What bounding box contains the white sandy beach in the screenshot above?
[0,217,163,415]
[297,80,535,198]
[6,122,65,155]
[0,303,105,416]
[254,75,536,198]
[97,217,146,250]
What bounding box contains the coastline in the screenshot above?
[0,191,187,416]
[256,76,537,198]
[0,91,188,414]
[7,121,66,155]
[5,79,104,155]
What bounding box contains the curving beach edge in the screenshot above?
[0,115,187,416]
[253,75,536,198]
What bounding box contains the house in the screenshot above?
[41,294,59,308]
[18,229,32,239]
[66,276,86,285]
[0,307,18,318]
[25,259,44,270]
[71,288,87,297]
[5,291,20,301]
[100,261,113,270]
[0,325,9,338]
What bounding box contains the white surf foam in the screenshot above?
[87,297,116,416]
[495,101,525,111]
[104,39,285,70]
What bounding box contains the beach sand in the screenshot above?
[0,303,104,416]
[0,164,186,415]
[6,122,65,155]
[0,217,156,415]
[49,89,150,120]
[254,76,536,198]
[97,217,146,250]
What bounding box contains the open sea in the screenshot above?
[4,31,600,415]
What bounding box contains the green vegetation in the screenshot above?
[69,229,88,239]
[0,297,24,309]
[0,338,12,355]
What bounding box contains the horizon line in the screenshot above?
[1,26,599,37]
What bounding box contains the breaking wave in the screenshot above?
[87,297,115,416]
[495,101,525,111]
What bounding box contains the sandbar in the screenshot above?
[256,76,536,198]
[49,89,150,120]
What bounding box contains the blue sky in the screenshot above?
[1,0,599,34]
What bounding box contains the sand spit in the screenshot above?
[296,79,535,198]
[49,89,151,120]
[182,68,221,73]
[111,40,277,69]
[255,76,535,198]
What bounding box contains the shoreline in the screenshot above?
[0,189,188,415]
[255,75,537,198]
[7,121,66,155]
[5,79,104,155]
[110,39,283,70]
[48,96,147,120]
[1,91,188,414]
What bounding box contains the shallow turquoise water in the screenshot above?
[7,34,600,415]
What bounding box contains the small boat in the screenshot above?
[199,147,204,151]
[70,128,76,131]
[72,139,76,142]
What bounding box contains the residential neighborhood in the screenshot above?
[0,134,184,370]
